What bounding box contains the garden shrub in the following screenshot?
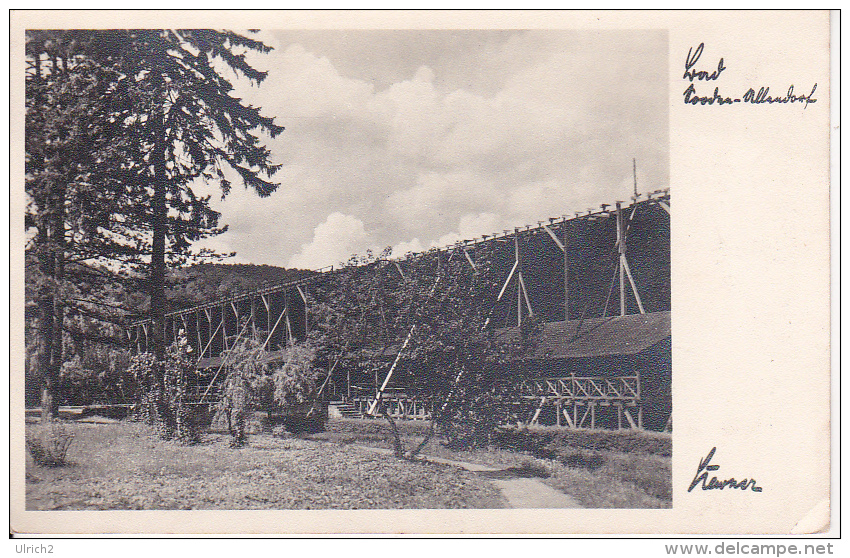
[26,422,74,467]
[217,336,267,447]
[128,332,202,444]
[490,425,672,459]
[217,334,325,446]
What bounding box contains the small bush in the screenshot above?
[26,423,74,467]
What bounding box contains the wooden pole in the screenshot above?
[564,222,569,321]
[515,234,522,327]
[622,257,646,314]
[617,202,626,316]
[221,305,228,352]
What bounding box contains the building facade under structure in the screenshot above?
[505,311,671,431]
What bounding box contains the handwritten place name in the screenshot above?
[683,43,726,81]
[682,43,817,108]
[688,447,763,493]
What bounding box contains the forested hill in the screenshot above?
[165,263,314,312]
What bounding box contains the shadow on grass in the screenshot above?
[478,462,551,480]
[559,452,606,471]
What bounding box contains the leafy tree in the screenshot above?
[25,30,129,420]
[308,245,541,459]
[128,332,202,444]
[94,30,284,363]
[217,336,269,447]
[25,30,284,429]
[217,333,326,447]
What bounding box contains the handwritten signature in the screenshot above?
[682,43,817,109]
[688,447,763,493]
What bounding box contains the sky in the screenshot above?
[195,30,668,270]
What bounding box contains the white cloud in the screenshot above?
[391,238,425,258]
[287,212,371,270]
[218,31,668,268]
[383,171,494,226]
[430,212,504,248]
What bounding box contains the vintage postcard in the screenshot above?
[9,10,832,535]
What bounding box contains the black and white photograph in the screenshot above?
[11,10,831,536]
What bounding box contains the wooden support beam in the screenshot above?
[195,312,203,355]
[621,256,646,314]
[530,396,547,425]
[197,316,223,362]
[518,272,534,317]
[541,224,565,252]
[617,203,626,316]
[261,306,287,351]
[393,261,406,280]
[515,234,522,327]
[602,260,620,318]
[462,248,476,270]
[285,294,294,342]
[562,406,576,429]
[200,318,251,403]
[260,294,270,339]
[221,305,228,352]
[658,201,671,214]
[623,408,638,429]
[578,403,591,428]
[369,261,447,416]
[497,259,519,302]
[250,298,256,339]
[564,222,569,321]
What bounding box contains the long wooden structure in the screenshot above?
[127,189,671,430]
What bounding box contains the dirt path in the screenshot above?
[352,445,582,509]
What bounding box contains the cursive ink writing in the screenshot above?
[689,447,763,492]
[683,84,735,105]
[682,43,817,109]
[743,84,818,108]
[683,43,726,81]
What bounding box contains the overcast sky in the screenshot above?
[195,30,668,270]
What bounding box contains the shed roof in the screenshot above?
[497,311,670,359]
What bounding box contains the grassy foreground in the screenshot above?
[309,419,672,509]
[25,421,505,510]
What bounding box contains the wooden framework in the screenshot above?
[355,394,430,421]
[125,274,318,364]
[126,189,669,428]
[519,375,643,430]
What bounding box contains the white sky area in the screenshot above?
[194,30,668,270]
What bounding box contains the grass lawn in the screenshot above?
[309,418,672,509]
[25,421,506,510]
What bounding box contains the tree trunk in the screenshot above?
[47,181,66,417]
[150,108,168,362]
[38,209,57,421]
[148,86,174,438]
[380,406,406,458]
